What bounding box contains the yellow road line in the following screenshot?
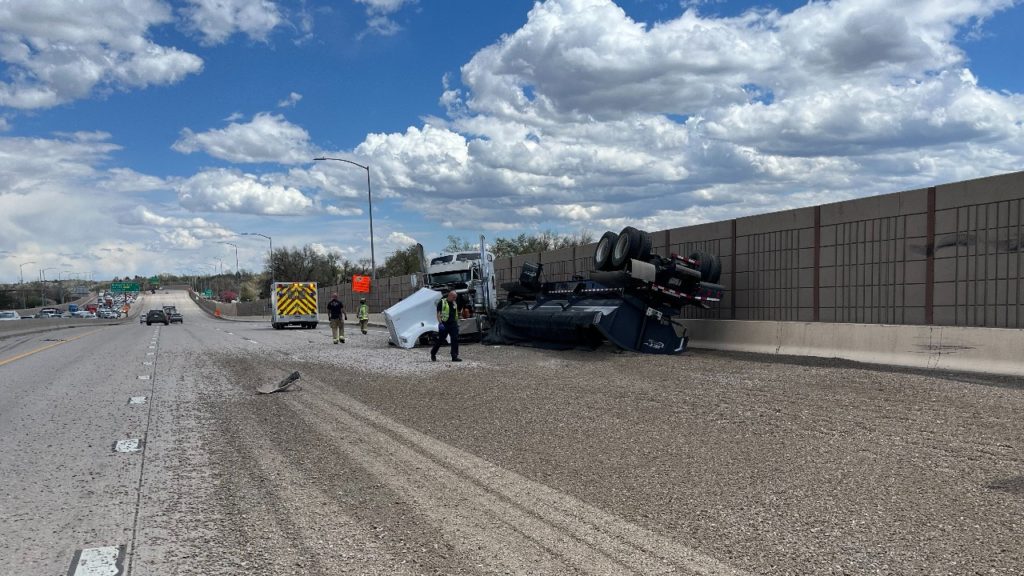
[0,328,107,367]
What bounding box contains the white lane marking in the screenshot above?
[138,375,150,380]
[147,346,155,349]
[142,361,153,366]
[69,545,124,575]
[226,332,233,335]
[113,439,142,453]
[129,396,147,405]
[146,352,154,356]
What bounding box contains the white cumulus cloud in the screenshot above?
[176,168,315,215]
[0,0,203,109]
[278,92,303,108]
[173,113,316,164]
[182,0,283,45]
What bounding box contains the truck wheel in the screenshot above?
[612,226,651,268]
[594,231,618,271]
[310,323,318,329]
[688,251,721,283]
[272,323,283,329]
[636,230,653,260]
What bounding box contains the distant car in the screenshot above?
[39,307,60,316]
[163,305,183,324]
[140,313,147,324]
[146,309,169,326]
[0,310,21,321]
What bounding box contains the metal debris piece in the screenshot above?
[256,371,301,394]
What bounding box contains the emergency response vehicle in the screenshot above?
[271,282,319,329]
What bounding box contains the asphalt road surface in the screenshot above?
[1,290,1022,575]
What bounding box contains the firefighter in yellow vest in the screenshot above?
[430,290,461,362]
[357,297,369,334]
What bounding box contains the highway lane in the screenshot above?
[2,288,1024,575]
[0,305,160,574]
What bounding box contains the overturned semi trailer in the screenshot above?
[385,226,725,355]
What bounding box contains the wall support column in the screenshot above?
[814,206,821,322]
[926,186,936,325]
[731,219,737,320]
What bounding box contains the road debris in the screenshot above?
[256,371,301,394]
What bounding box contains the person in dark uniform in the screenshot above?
[327,293,347,344]
[430,290,461,362]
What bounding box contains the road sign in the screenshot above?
[111,282,140,293]
[352,275,371,293]
[203,289,213,298]
[149,276,159,284]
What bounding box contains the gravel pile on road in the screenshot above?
[176,326,1024,575]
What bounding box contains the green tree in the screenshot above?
[382,244,423,277]
[490,230,594,258]
[444,235,476,253]
[239,281,260,302]
[267,244,343,285]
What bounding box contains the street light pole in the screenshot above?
[40,267,56,307]
[19,261,36,309]
[313,156,376,287]
[241,232,273,289]
[221,242,240,301]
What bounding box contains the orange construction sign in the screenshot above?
[352,275,371,293]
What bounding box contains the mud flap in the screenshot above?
[591,299,687,355]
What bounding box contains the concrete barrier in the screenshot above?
[685,319,1024,377]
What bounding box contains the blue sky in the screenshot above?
[1,0,1022,283]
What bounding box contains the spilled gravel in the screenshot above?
[142,324,1024,575]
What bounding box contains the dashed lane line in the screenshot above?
[113,439,143,453]
[68,545,124,576]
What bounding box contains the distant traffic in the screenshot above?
[0,290,138,321]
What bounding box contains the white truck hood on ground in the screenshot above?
[383,287,443,349]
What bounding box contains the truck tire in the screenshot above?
[611,227,652,268]
[688,251,721,283]
[272,323,283,330]
[637,230,653,260]
[594,231,618,271]
[310,323,317,329]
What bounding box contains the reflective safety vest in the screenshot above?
[439,298,457,323]
[358,303,369,320]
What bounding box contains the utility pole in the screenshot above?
[19,261,35,309]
